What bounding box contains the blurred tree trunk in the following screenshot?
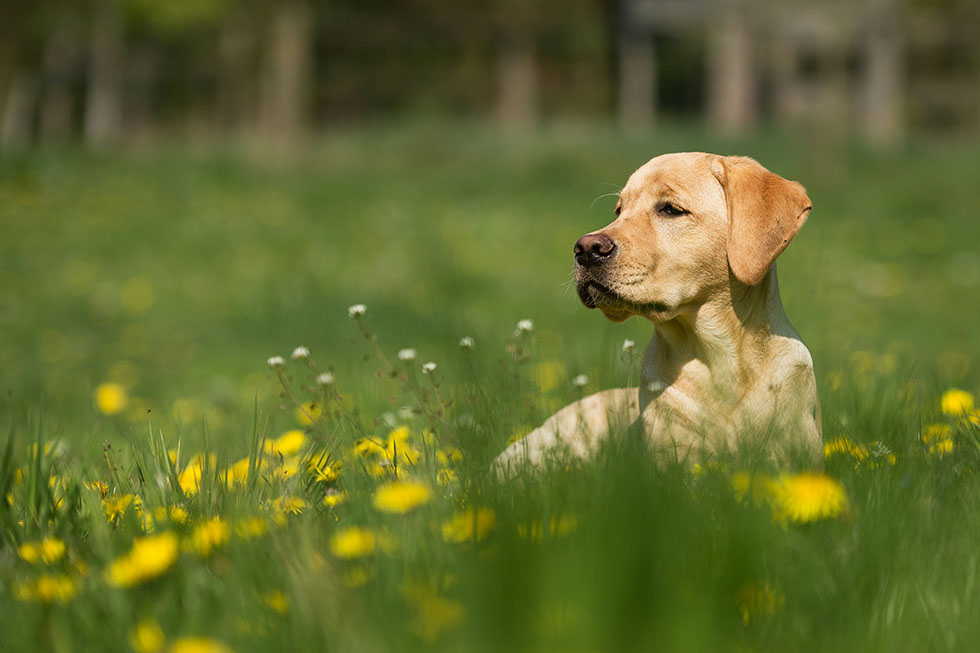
[706,10,756,133]
[216,13,256,135]
[40,20,79,142]
[495,34,537,130]
[258,0,314,144]
[1,70,38,148]
[618,26,656,128]
[860,0,903,145]
[84,0,124,147]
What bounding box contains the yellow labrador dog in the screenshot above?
[495,152,821,473]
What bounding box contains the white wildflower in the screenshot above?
[267,356,286,369]
[622,339,636,352]
[516,319,534,333]
[572,374,589,387]
[422,362,437,374]
[459,336,475,350]
[291,346,310,360]
[316,372,334,386]
[347,304,367,318]
[398,348,417,362]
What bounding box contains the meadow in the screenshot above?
[2,122,980,652]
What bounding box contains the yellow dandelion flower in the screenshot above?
[930,437,954,455]
[771,473,848,524]
[105,532,180,587]
[188,517,230,557]
[170,506,189,524]
[95,382,129,415]
[177,455,215,496]
[294,401,322,426]
[436,469,458,486]
[384,438,420,466]
[441,508,495,543]
[169,637,232,653]
[372,480,432,514]
[260,590,290,615]
[353,437,385,457]
[223,457,251,490]
[922,423,954,455]
[371,458,406,479]
[104,494,135,522]
[235,517,268,539]
[309,458,340,483]
[941,388,975,416]
[14,573,78,604]
[273,496,307,515]
[86,480,109,497]
[387,425,411,444]
[129,619,165,653]
[265,430,306,456]
[823,435,856,459]
[329,527,377,559]
[436,447,463,466]
[323,491,347,507]
[736,581,785,625]
[19,537,66,565]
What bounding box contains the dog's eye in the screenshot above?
[658,203,687,216]
[615,205,622,216]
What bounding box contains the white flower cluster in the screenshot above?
[572,374,589,387]
[516,319,534,333]
[291,346,310,360]
[347,304,367,318]
[316,372,334,386]
[267,356,286,369]
[398,348,417,362]
[422,362,437,374]
[622,339,636,352]
[458,336,475,350]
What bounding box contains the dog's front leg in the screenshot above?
[492,388,639,477]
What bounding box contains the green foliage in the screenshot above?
[123,0,234,32]
[1,124,979,651]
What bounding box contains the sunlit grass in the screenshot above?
[2,125,980,650]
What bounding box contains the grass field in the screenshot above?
[2,122,980,651]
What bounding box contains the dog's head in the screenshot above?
[575,152,812,322]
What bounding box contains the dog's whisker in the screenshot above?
[589,191,622,213]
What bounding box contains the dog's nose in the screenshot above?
[574,233,617,267]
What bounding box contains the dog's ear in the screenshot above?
[715,156,812,286]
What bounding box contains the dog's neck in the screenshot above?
[642,265,790,398]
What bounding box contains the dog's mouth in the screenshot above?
[577,279,670,315]
[577,280,611,309]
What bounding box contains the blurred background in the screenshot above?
[1,0,979,443]
[3,0,979,147]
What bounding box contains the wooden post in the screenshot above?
[496,33,538,130]
[706,8,757,134]
[618,20,656,128]
[84,0,124,147]
[860,0,903,144]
